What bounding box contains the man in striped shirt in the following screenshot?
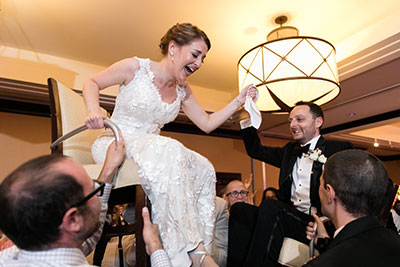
[0,140,125,267]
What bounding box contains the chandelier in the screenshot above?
[238,16,340,112]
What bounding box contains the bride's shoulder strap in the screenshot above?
[134,57,151,71]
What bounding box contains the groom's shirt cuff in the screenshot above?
[240,119,252,129]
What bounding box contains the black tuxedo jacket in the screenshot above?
[303,216,400,267]
[241,126,353,213]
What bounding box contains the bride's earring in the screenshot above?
[170,52,174,63]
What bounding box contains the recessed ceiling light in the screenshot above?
[346,112,356,117]
[243,27,258,35]
[374,139,379,147]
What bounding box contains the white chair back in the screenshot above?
[48,78,105,164]
[48,78,140,188]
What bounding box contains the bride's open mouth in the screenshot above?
[184,65,195,75]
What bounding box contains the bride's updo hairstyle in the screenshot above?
[159,23,211,55]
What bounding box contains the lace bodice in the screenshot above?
[110,57,185,136]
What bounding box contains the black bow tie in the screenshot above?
[295,144,311,158]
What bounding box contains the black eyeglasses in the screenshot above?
[72,179,105,207]
[226,190,249,198]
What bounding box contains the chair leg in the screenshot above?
[92,224,109,266]
[135,185,151,267]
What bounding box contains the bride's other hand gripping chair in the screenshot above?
[47,78,150,267]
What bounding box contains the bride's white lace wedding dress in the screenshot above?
[91,57,216,267]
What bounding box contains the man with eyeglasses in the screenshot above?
[223,180,251,211]
[0,140,125,267]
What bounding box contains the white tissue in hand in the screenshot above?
[244,96,261,129]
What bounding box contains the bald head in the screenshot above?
[224,180,249,209]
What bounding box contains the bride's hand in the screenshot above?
[236,84,258,106]
[247,85,258,100]
[85,110,107,129]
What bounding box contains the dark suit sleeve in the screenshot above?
[324,140,354,158]
[241,126,285,168]
[340,141,354,150]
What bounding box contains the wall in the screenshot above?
[0,112,52,180]
[384,160,400,185]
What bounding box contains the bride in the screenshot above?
[83,22,256,267]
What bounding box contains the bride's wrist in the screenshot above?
[235,96,243,108]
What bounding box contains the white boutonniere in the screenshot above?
[308,148,327,164]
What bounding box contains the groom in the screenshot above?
[227,101,353,267]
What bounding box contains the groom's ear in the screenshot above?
[315,116,323,129]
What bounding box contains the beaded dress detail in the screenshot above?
[91,57,216,267]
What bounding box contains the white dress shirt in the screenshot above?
[333,225,345,238]
[290,135,321,214]
[391,210,400,234]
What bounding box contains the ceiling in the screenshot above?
[1,0,399,156]
[351,119,400,144]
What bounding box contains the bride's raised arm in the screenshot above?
[182,83,257,133]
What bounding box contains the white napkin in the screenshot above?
[244,96,262,129]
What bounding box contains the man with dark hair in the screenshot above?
[228,101,353,266]
[304,149,400,266]
[0,140,125,266]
